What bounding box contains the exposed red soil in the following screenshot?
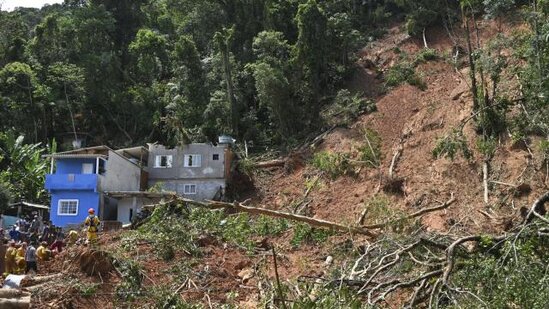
[256,18,544,238]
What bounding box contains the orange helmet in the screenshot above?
[88,208,95,214]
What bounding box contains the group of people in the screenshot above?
[2,208,101,276]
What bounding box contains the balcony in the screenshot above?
[45,174,99,191]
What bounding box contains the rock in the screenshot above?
[324,256,333,265]
[450,82,469,100]
[238,268,255,283]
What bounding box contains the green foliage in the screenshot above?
[414,48,438,64]
[432,129,473,161]
[128,203,290,255]
[483,0,515,20]
[323,89,376,127]
[0,0,465,149]
[151,287,202,309]
[476,136,497,158]
[452,225,549,308]
[0,132,49,203]
[393,0,450,36]
[311,151,351,179]
[384,61,426,90]
[361,195,391,224]
[0,183,11,214]
[113,258,144,301]
[291,223,334,248]
[77,283,100,298]
[237,158,256,177]
[539,139,549,162]
[358,128,382,168]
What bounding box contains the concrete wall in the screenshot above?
[56,158,96,174]
[50,190,99,227]
[102,150,142,192]
[149,179,225,201]
[117,197,152,224]
[147,144,227,180]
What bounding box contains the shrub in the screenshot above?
[432,129,473,161]
[323,89,376,126]
[291,223,333,247]
[384,62,426,90]
[311,151,351,179]
[414,48,438,64]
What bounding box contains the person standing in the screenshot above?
[4,240,17,274]
[30,216,40,234]
[9,225,20,242]
[84,208,100,248]
[25,242,37,274]
[15,242,27,274]
[40,223,50,243]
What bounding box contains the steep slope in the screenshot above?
[254,19,543,235]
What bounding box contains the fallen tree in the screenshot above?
[163,193,458,238]
[179,197,378,237]
[295,192,549,308]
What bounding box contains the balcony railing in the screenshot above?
[45,174,99,191]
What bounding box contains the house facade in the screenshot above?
[147,143,233,201]
[44,141,234,227]
[44,146,145,227]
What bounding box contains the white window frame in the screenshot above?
[57,199,79,216]
[183,154,202,167]
[154,155,173,168]
[183,184,197,195]
[82,163,94,174]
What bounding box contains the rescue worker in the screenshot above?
[15,242,27,274]
[84,208,100,248]
[4,240,17,275]
[36,241,51,262]
[68,230,79,246]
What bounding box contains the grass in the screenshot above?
[358,127,382,168]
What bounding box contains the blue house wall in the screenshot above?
[47,158,100,228]
[50,190,100,227]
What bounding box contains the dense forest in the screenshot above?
[0,0,548,197]
[0,0,490,149]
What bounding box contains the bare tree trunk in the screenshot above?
[464,16,479,112]
[483,159,489,204]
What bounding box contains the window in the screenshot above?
[183,184,197,195]
[154,155,173,168]
[212,154,220,161]
[82,163,94,174]
[184,154,201,167]
[58,200,78,216]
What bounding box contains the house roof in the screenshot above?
[104,191,177,199]
[115,146,149,164]
[43,145,146,167]
[43,153,108,159]
[43,145,111,158]
[8,201,49,210]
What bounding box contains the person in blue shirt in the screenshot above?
[9,225,20,241]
